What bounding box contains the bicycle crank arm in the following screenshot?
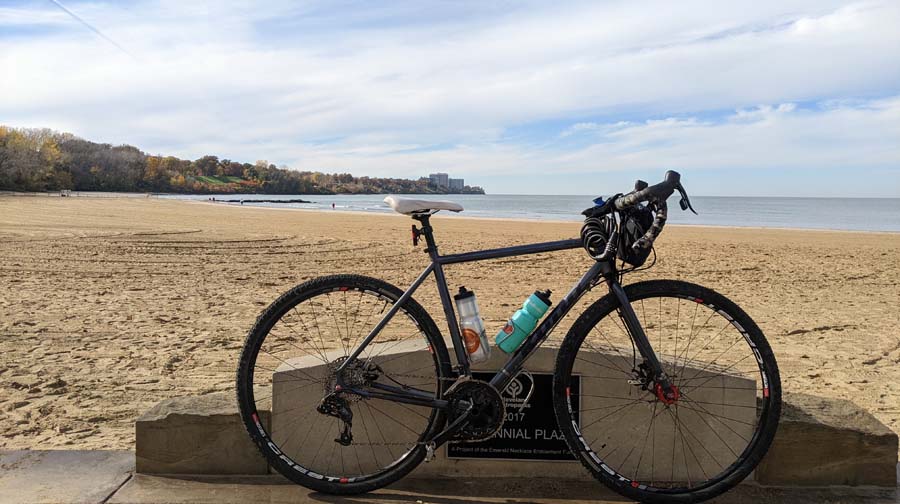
[424,401,474,449]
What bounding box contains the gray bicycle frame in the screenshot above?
[336,212,665,409]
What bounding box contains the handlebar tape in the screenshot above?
[633,201,667,251]
[614,170,680,210]
[612,170,680,252]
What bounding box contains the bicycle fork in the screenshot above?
[602,267,679,405]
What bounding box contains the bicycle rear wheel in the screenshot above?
[553,280,780,504]
[236,274,452,495]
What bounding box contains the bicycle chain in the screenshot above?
[348,373,508,446]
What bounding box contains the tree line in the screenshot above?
[0,126,485,195]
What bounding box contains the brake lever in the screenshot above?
[676,183,698,214]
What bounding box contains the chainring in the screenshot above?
[446,378,505,442]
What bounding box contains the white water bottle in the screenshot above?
[454,287,491,364]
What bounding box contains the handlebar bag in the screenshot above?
[618,206,654,267]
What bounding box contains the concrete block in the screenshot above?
[756,393,898,487]
[0,450,133,504]
[271,343,756,483]
[135,391,269,475]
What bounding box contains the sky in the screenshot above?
[1,1,899,196]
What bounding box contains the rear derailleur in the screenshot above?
[317,394,353,446]
[317,356,384,446]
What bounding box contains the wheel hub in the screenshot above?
[632,361,680,405]
[655,383,680,405]
[324,356,379,402]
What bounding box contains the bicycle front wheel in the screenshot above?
[237,274,453,495]
[553,280,780,504]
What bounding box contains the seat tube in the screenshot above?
[433,261,469,375]
[417,213,470,375]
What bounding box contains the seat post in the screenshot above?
[413,213,439,258]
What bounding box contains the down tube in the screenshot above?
[489,260,606,390]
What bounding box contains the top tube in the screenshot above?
[438,239,581,265]
[412,213,581,265]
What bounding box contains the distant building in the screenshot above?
[449,178,464,191]
[429,173,449,188]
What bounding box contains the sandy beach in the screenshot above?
[1,195,899,451]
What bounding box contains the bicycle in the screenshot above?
[236,171,781,503]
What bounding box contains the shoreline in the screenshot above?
[3,191,899,235]
[5,190,898,200]
[190,199,900,236]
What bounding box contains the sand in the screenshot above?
[0,195,898,450]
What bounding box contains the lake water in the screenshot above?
[161,193,900,233]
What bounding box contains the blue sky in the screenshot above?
[1,1,899,196]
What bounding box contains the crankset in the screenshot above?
[445,378,505,442]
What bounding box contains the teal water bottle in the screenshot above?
[495,290,552,353]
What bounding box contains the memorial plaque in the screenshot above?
[447,372,580,460]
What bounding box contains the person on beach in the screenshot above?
[332,203,335,209]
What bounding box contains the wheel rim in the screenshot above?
[242,283,443,484]
[561,290,776,493]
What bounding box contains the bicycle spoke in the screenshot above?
[580,398,648,430]
[677,320,737,377]
[323,293,348,356]
[271,325,330,365]
[584,329,634,374]
[671,298,681,377]
[575,355,631,376]
[288,306,332,363]
[668,407,708,483]
[632,401,661,480]
[366,401,424,438]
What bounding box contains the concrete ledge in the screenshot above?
[134,378,899,487]
[135,391,270,475]
[2,459,897,504]
[0,450,134,504]
[756,392,898,487]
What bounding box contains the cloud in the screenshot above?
[560,122,607,138]
[271,97,900,179]
[568,98,900,171]
[0,6,69,26]
[0,0,898,193]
